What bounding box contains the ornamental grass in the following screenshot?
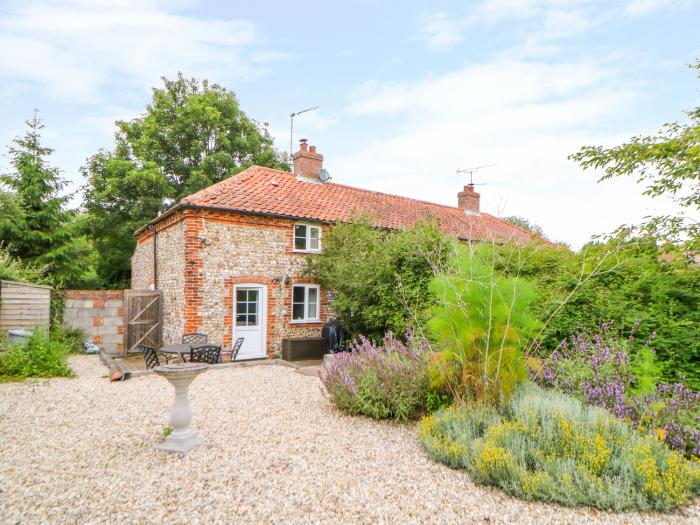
[418,383,700,512]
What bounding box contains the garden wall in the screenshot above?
[64,290,125,354]
[0,280,52,334]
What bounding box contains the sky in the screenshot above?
[0,0,698,247]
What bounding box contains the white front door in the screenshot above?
[233,284,267,359]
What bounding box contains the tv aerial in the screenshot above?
[456,163,496,187]
[289,105,319,161]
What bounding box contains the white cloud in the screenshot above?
[623,0,688,16]
[0,0,282,103]
[419,12,464,51]
[333,58,685,248]
[417,1,691,54]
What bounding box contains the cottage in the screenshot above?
[132,141,542,359]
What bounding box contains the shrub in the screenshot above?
[0,329,74,381]
[321,334,431,422]
[536,322,700,458]
[0,246,48,284]
[418,383,700,512]
[517,239,700,389]
[428,243,539,405]
[50,324,85,354]
[308,217,454,339]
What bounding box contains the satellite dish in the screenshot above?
[319,168,331,182]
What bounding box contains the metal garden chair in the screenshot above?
[182,333,208,346]
[190,344,221,365]
[221,337,244,363]
[140,345,161,370]
[230,337,244,362]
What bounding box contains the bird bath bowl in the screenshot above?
[154,363,209,454]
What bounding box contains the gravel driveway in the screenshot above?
[0,356,697,524]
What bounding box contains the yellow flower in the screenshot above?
[476,444,513,476]
[654,427,667,441]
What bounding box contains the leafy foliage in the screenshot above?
[428,243,539,404]
[418,383,700,512]
[517,239,700,388]
[0,329,74,381]
[82,73,289,287]
[321,334,431,422]
[502,216,547,239]
[0,246,47,284]
[308,217,454,339]
[0,111,96,288]
[571,61,700,250]
[535,322,700,458]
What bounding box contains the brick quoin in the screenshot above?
[92,316,104,327]
[183,214,205,334]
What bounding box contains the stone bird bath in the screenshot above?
[154,363,209,454]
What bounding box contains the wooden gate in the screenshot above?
[124,289,162,355]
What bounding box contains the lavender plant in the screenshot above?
[321,333,431,422]
[536,321,700,458]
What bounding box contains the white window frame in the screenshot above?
[290,284,321,323]
[293,223,322,253]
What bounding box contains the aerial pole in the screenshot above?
[289,106,318,169]
[456,164,496,187]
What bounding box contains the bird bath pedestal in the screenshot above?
[154,363,209,454]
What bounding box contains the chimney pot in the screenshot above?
[309,145,316,153]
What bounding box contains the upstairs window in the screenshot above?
[292,284,320,322]
[293,224,321,253]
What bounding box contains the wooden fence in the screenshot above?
[0,280,52,334]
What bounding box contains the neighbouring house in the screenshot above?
[131,140,546,359]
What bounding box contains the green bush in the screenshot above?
[516,239,700,389]
[0,329,74,381]
[308,217,454,339]
[50,325,85,354]
[418,383,700,512]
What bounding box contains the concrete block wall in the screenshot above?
[64,290,125,353]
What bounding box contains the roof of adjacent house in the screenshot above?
[141,165,548,244]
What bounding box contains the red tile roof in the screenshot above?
[179,166,546,244]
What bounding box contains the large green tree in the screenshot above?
[571,61,700,251]
[83,73,289,288]
[0,111,95,288]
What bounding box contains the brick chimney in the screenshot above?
[458,183,480,213]
[293,139,324,181]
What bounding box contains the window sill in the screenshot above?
[292,249,321,254]
[289,319,322,324]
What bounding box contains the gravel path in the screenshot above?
[0,356,697,524]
